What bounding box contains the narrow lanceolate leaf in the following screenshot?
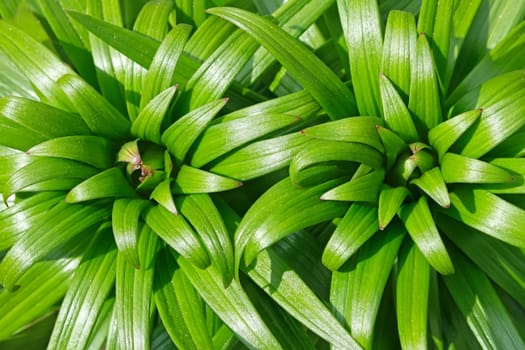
[376,126,409,170]
[112,199,150,268]
[0,97,90,151]
[322,203,379,271]
[0,201,109,291]
[177,194,234,286]
[441,153,515,184]
[236,177,347,273]
[320,169,385,202]
[141,24,192,108]
[481,158,525,193]
[446,188,525,248]
[428,109,482,158]
[59,74,131,139]
[331,223,405,350]
[443,248,525,349]
[398,196,454,275]
[131,86,177,143]
[178,258,283,350]
[338,0,383,116]
[381,10,417,97]
[410,167,450,208]
[379,74,419,142]
[207,7,357,118]
[154,249,209,350]
[396,241,431,350]
[150,179,177,214]
[0,21,74,109]
[378,185,410,230]
[47,230,117,350]
[114,226,158,350]
[408,33,442,131]
[437,214,525,307]
[431,0,454,87]
[192,114,301,167]
[66,167,137,203]
[301,117,384,152]
[245,247,362,349]
[27,136,115,169]
[162,99,228,164]
[4,158,98,197]
[173,166,242,194]
[145,205,210,269]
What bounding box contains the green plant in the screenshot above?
[0,0,524,349]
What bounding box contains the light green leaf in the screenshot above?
[428,108,482,159]
[112,198,150,268]
[301,116,384,151]
[410,167,450,208]
[47,228,117,350]
[331,222,405,350]
[396,241,431,350]
[173,165,242,194]
[207,6,357,119]
[377,185,410,230]
[381,10,417,98]
[66,167,137,203]
[376,125,409,170]
[408,33,442,130]
[443,247,525,350]
[177,194,234,286]
[398,196,455,275]
[322,203,379,271]
[431,0,453,87]
[441,153,515,184]
[150,179,178,215]
[144,205,210,269]
[131,86,178,143]
[27,136,115,169]
[320,169,385,202]
[446,187,525,248]
[162,98,228,164]
[178,257,283,350]
[191,113,301,168]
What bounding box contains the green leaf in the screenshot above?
[410,167,450,208]
[141,24,192,108]
[428,108,482,159]
[131,85,178,143]
[112,199,150,268]
[443,248,525,349]
[377,185,410,230]
[0,97,91,151]
[27,136,115,169]
[408,33,442,131]
[5,157,99,197]
[47,228,117,350]
[150,179,178,215]
[376,125,409,170]
[381,10,417,98]
[177,194,234,286]
[174,166,242,194]
[301,116,384,151]
[66,167,137,203]
[441,153,515,184]
[338,0,383,116]
[113,225,158,350]
[398,196,455,275]
[192,113,301,168]
[178,257,283,350]
[446,187,525,248]
[431,0,454,87]
[58,74,131,140]
[322,203,379,271]
[396,241,431,350]
[162,98,228,164]
[330,223,405,349]
[379,73,419,142]
[244,247,361,349]
[207,6,357,119]
[144,205,210,269]
[0,201,109,291]
[320,169,385,202]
